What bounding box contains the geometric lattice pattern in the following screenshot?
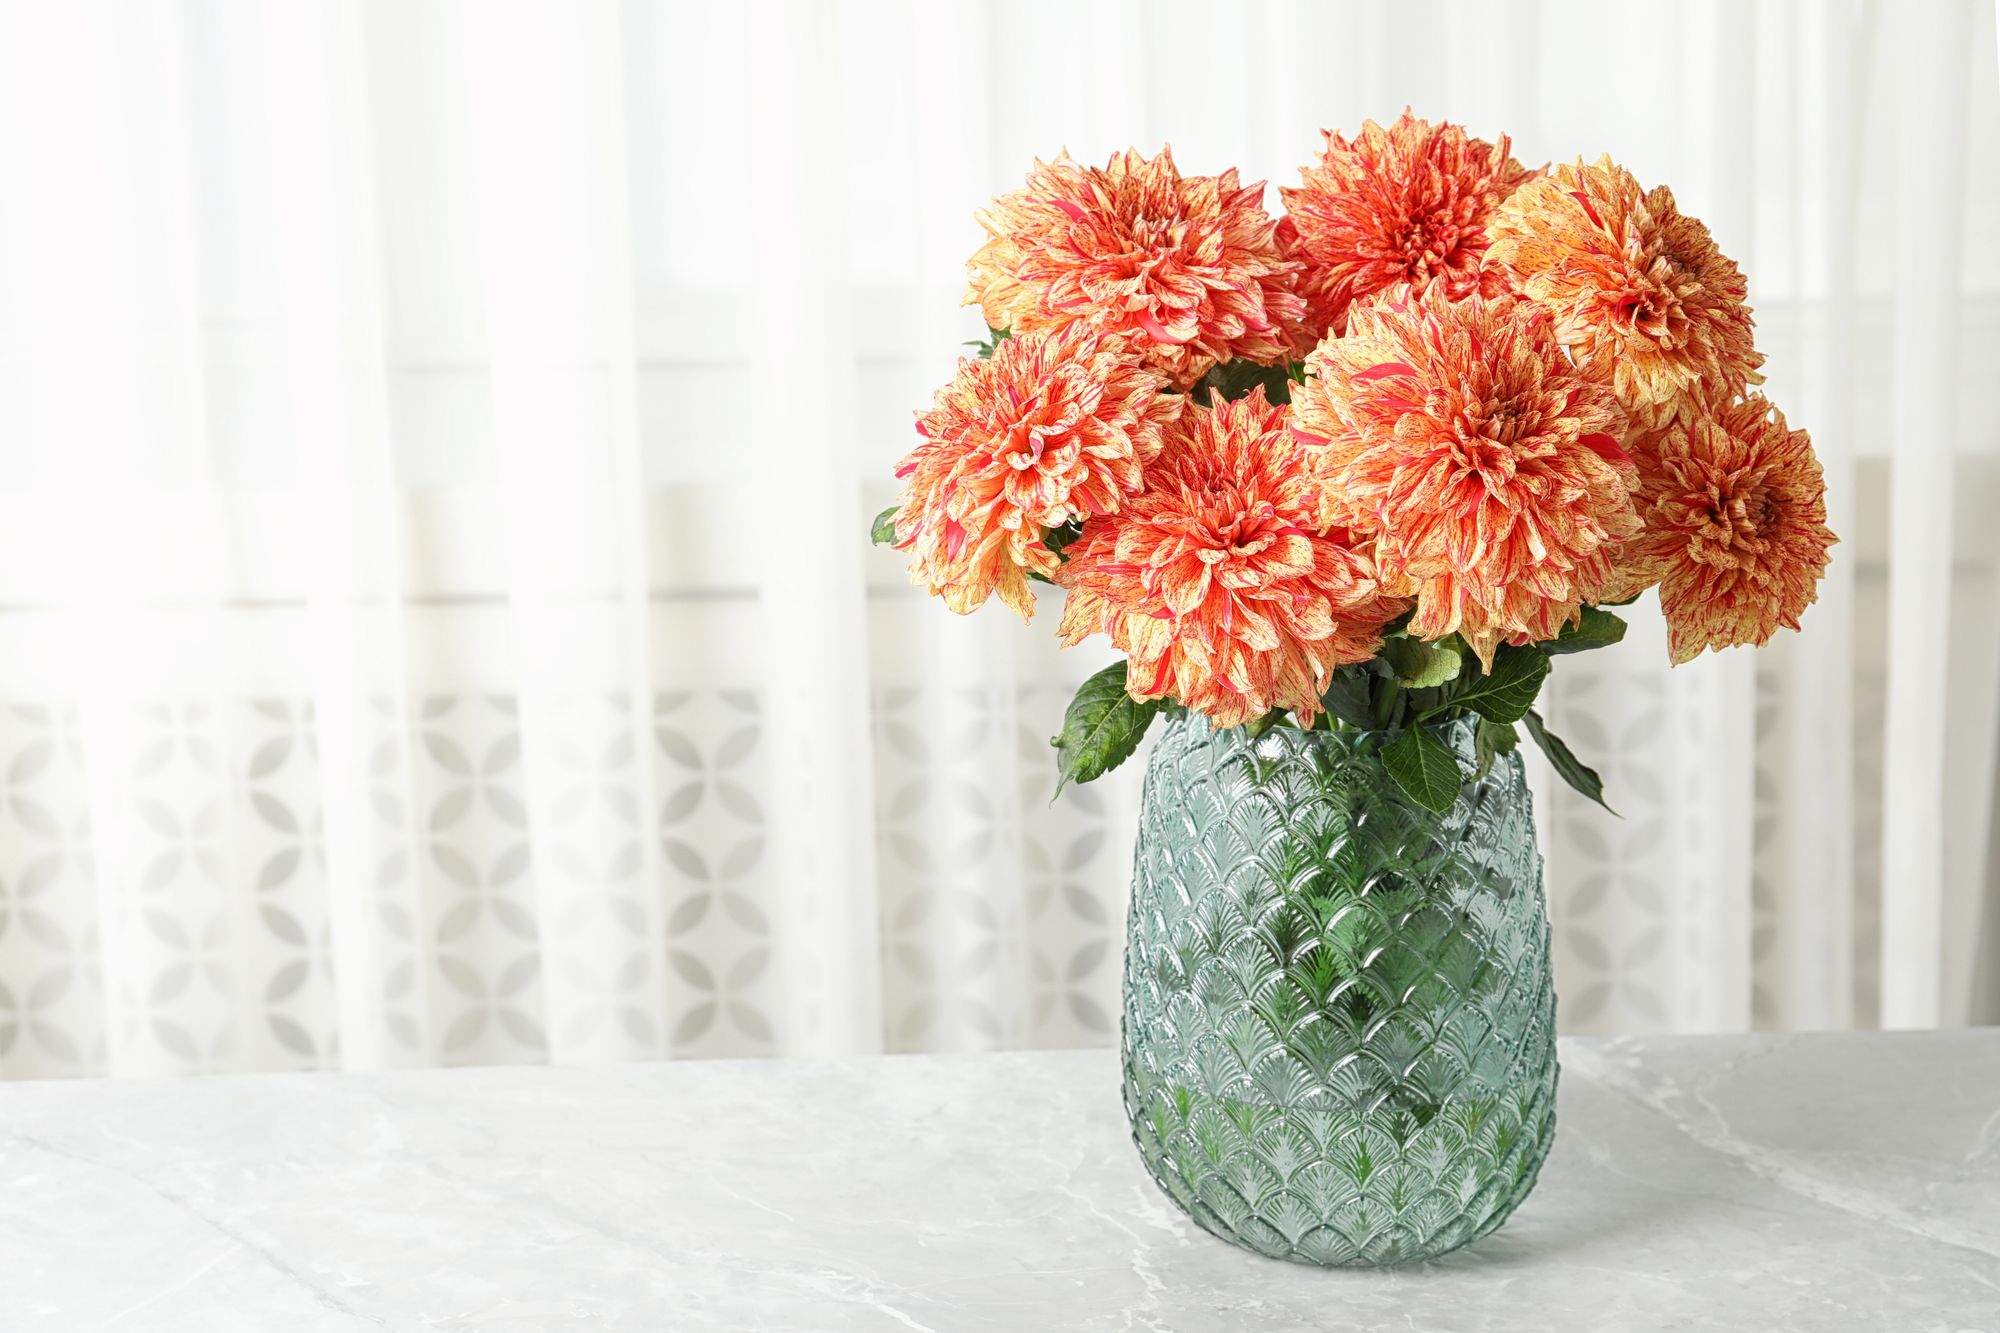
[1123,716,1558,1265]
[0,683,1141,1079]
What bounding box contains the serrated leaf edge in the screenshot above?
[1381,724,1462,814]
[1052,664,1161,796]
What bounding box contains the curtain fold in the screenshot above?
[1879,0,1976,1028]
[0,0,1995,1078]
[1774,0,1861,1033]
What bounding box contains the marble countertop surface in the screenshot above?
[2,1030,1996,1332]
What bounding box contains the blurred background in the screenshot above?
[0,0,1996,1079]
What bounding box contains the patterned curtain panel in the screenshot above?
[0,0,1996,1078]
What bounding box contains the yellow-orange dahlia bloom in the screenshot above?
[1488,156,1762,429]
[1278,112,1539,342]
[1288,286,1640,665]
[963,147,1305,390]
[1605,396,1835,664]
[1055,390,1401,727]
[891,325,1182,620]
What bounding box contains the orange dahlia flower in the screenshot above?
[1606,396,1835,664]
[963,147,1305,390]
[1055,390,1401,727]
[1278,112,1539,342]
[1288,286,1640,665]
[891,325,1182,620]
[1488,156,1762,429]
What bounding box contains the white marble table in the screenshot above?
[2,1031,1996,1332]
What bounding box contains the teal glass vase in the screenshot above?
[1121,713,1558,1266]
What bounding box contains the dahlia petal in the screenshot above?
[1134,307,1197,345]
[1280,113,1540,339]
[1577,432,1630,464]
[889,326,1178,621]
[1491,158,1762,425]
[1290,286,1639,652]
[1629,395,1834,663]
[964,146,1303,388]
[1354,361,1418,383]
[1054,391,1401,722]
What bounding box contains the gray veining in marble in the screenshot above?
[2,1030,1996,1331]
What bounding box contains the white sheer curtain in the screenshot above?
[0,0,1994,1079]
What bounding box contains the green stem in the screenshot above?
[1372,679,1402,727]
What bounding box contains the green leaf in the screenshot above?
[1196,358,1293,406]
[1541,606,1627,655]
[963,326,1012,359]
[1043,519,1084,561]
[869,506,900,546]
[1381,636,1463,688]
[1370,676,1404,727]
[1441,644,1550,724]
[1522,709,1617,814]
[1472,718,1518,780]
[1319,667,1376,730]
[1380,724,1463,814]
[1241,709,1284,739]
[1600,586,1645,607]
[1050,662,1162,795]
[1026,519,1084,584]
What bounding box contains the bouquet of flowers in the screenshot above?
[872,113,1835,814]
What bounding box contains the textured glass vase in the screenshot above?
[1121,713,1557,1266]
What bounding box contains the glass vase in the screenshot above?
[1121,713,1558,1266]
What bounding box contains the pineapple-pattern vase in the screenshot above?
[1121,713,1558,1266]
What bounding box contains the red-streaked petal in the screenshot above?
[1134,308,1196,345]
[1577,432,1630,465]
